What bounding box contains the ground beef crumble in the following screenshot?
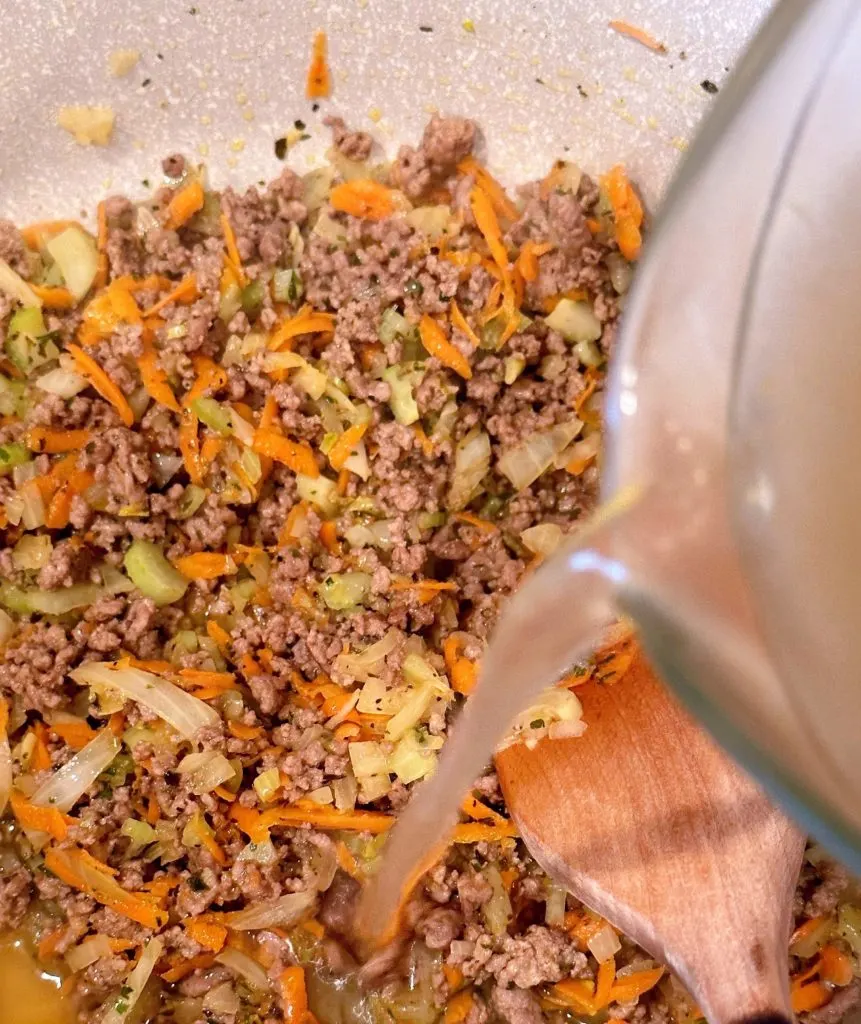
[0,116,853,1024]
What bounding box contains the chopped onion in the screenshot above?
[389,729,443,784]
[307,836,338,890]
[152,452,184,487]
[123,540,189,606]
[343,439,370,481]
[334,630,401,684]
[332,774,358,812]
[35,366,88,398]
[447,429,491,511]
[308,785,334,805]
[498,420,583,491]
[215,947,271,991]
[405,205,452,239]
[296,473,340,518]
[606,252,633,294]
[262,351,327,400]
[386,655,449,741]
[588,923,622,963]
[121,818,157,856]
[0,259,41,307]
[221,889,316,930]
[313,210,348,248]
[31,729,120,812]
[237,837,278,865]
[325,690,360,729]
[544,298,602,343]
[176,750,235,794]
[101,936,163,1024]
[204,983,241,1016]
[381,365,421,426]
[0,730,10,817]
[45,226,99,301]
[0,581,105,616]
[557,431,601,473]
[19,481,46,530]
[303,166,337,213]
[252,766,282,804]
[99,564,135,595]
[520,523,564,558]
[349,741,389,779]
[66,934,114,972]
[545,883,568,926]
[499,687,585,751]
[320,572,371,611]
[12,534,53,570]
[482,865,513,936]
[70,662,219,740]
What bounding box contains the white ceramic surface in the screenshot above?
[1,0,772,223]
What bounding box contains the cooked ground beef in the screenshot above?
[0,115,854,1024]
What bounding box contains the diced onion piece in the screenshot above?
[215,948,271,991]
[520,523,564,558]
[358,774,392,802]
[35,366,88,398]
[262,351,327,400]
[504,355,526,384]
[272,268,303,304]
[545,883,568,926]
[123,540,189,606]
[296,473,339,518]
[349,741,390,779]
[386,654,449,741]
[313,210,348,248]
[204,983,241,1016]
[121,818,157,856]
[343,439,370,481]
[152,453,184,487]
[57,105,115,147]
[45,226,99,301]
[100,936,162,1024]
[606,252,634,294]
[303,167,337,213]
[332,774,358,811]
[320,572,371,611]
[334,630,401,684]
[544,298,602,343]
[379,308,412,345]
[588,923,622,963]
[405,205,452,239]
[66,934,114,972]
[446,428,491,511]
[253,767,282,803]
[389,729,443,784]
[20,482,46,530]
[176,751,235,795]
[0,259,41,308]
[220,889,316,930]
[12,535,53,571]
[228,407,255,446]
[558,432,601,472]
[0,732,10,817]
[498,687,585,751]
[31,729,120,813]
[482,865,513,936]
[574,338,603,368]
[70,662,219,740]
[498,420,583,491]
[308,785,334,804]
[237,837,278,865]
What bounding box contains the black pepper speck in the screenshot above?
[700,79,719,94]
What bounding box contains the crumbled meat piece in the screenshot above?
[490,986,545,1024]
[324,115,373,162]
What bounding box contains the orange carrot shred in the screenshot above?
[252,428,319,477]
[457,156,519,221]
[330,180,396,221]
[178,409,203,484]
[608,20,667,53]
[444,990,475,1024]
[29,284,76,309]
[206,620,232,656]
[327,421,368,472]
[31,722,52,772]
[141,274,198,318]
[280,964,309,1024]
[95,201,109,289]
[419,314,472,379]
[10,790,71,842]
[166,180,205,230]
[600,165,644,261]
[450,300,481,348]
[185,916,228,953]
[306,30,332,99]
[25,427,91,454]
[174,552,238,580]
[67,344,134,426]
[50,717,97,751]
[220,213,247,286]
[139,336,180,412]
[820,945,854,987]
[228,720,263,740]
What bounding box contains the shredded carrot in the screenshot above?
[185,355,228,407]
[238,653,263,679]
[574,371,600,419]
[220,213,247,287]
[328,421,368,472]
[460,794,507,826]
[458,156,519,221]
[214,785,237,803]
[545,978,600,1014]
[0,698,8,734]
[178,409,203,484]
[145,795,160,826]
[412,424,434,458]
[607,967,665,1003]
[174,552,238,580]
[336,467,351,496]
[514,241,553,283]
[820,945,854,987]
[791,979,832,1014]
[608,19,667,52]
[252,427,319,477]
[29,284,77,309]
[280,964,309,1024]
[330,180,396,221]
[30,722,52,772]
[24,426,91,455]
[37,926,67,962]
[335,840,363,880]
[790,916,829,949]
[444,990,475,1024]
[160,952,215,984]
[50,717,97,750]
[391,577,458,605]
[454,511,496,533]
[95,200,109,289]
[452,821,518,843]
[10,790,71,842]
[443,636,479,695]
[166,180,205,230]
[206,620,232,656]
[45,846,168,929]
[450,300,481,348]
[267,803,394,833]
[302,919,326,941]
[444,965,465,993]
[184,916,228,953]
[175,669,236,690]
[268,304,336,351]
[600,165,644,261]
[594,957,616,1007]
[306,30,332,99]
[318,520,341,556]
[469,186,519,344]
[419,314,472,379]
[141,273,198,318]
[67,344,134,426]
[228,720,263,740]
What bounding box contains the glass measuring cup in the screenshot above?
[600,0,861,867]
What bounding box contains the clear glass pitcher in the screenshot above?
[596,0,861,868]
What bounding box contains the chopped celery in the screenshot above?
[349,741,390,779]
[389,729,443,784]
[482,865,513,936]
[6,307,54,374]
[228,578,258,615]
[0,443,30,476]
[123,540,189,606]
[574,338,603,368]
[381,365,421,426]
[273,269,303,304]
[174,485,207,520]
[240,279,265,319]
[12,534,52,570]
[0,375,26,417]
[838,905,861,957]
[0,259,41,308]
[320,572,372,611]
[219,283,242,323]
[191,397,232,436]
[378,307,413,345]
[238,448,262,485]
[45,226,99,301]
[121,818,156,856]
[544,298,602,343]
[8,306,46,340]
[296,473,340,518]
[0,581,103,615]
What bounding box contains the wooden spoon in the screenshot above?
[495,642,805,1024]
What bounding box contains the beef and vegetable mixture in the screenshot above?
[0,114,856,1024]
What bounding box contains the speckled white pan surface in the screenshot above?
[0,0,772,224]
